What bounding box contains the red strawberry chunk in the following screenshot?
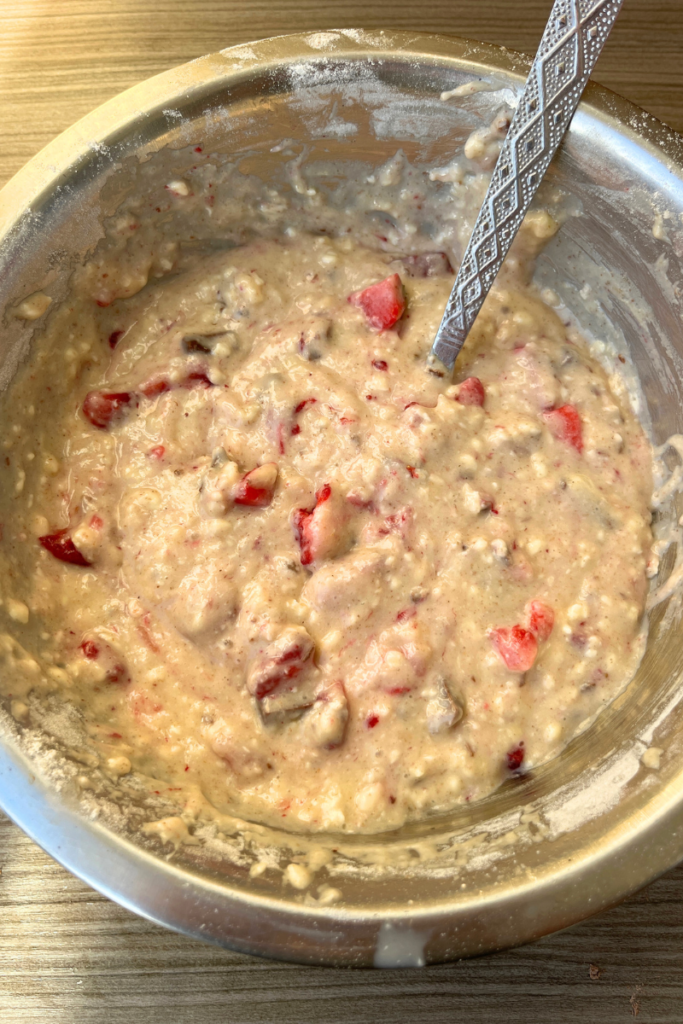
[292,483,333,565]
[140,378,170,398]
[256,648,303,698]
[543,404,583,452]
[233,464,278,507]
[349,273,406,330]
[108,330,124,349]
[490,625,538,672]
[396,607,416,623]
[141,370,213,398]
[82,391,134,429]
[247,627,315,700]
[507,742,525,773]
[80,640,100,659]
[39,530,92,567]
[526,600,554,642]
[182,371,212,389]
[292,507,314,565]
[294,398,317,414]
[456,377,485,406]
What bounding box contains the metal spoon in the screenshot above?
[429,0,623,372]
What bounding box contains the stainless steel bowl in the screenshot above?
[1,30,683,967]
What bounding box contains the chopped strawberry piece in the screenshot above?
[82,391,134,429]
[366,713,380,729]
[141,371,212,398]
[233,463,278,507]
[260,651,303,692]
[456,377,485,406]
[182,371,212,389]
[247,626,315,700]
[252,665,301,701]
[148,445,165,459]
[293,508,314,565]
[108,330,124,349]
[490,625,538,672]
[543,404,583,452]
[294,398,317,414]
[80,640,100,659]
[396,607,416,623]
[349,273,406,330]
[140,378,170,398]
[507,742,525,773]
[316,483,331,504]
[372,359,388,371]
[292,483,334,565]
[526,600,555,642]
[39,530,91,567]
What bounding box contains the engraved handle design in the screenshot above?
[430,0,623,371]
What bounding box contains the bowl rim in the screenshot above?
[1,28,683,966]
[2,27,683,238]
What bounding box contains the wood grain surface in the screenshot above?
[1,1,683,1021]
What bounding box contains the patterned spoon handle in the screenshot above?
[429,0,623,372]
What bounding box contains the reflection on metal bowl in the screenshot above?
[1,30,683,967]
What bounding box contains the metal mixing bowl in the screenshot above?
[1,30,683,967]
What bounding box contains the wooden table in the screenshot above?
[1,2,682,1020]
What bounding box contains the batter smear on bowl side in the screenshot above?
[0,149,653,834]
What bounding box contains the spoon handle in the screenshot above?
[430,0,623,372]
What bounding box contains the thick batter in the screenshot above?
[0,158,653,834]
